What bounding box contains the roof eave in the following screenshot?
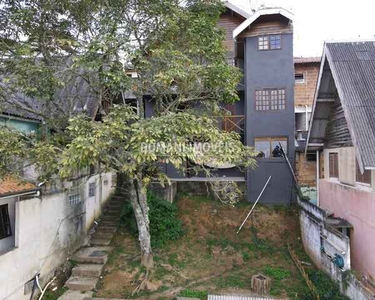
[233,7,294,39]
[223,1,251,19]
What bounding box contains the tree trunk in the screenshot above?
[131,178,154,269]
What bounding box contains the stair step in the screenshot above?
[72,246,113,264]
[99,220,118,226]
[65,276,98,291]
[101,215,120,221]
[91,238,112,246]
[72,264,104,277]
[93,232,114,240]
[96,227,116,233]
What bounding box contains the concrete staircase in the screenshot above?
[64,194,125,293]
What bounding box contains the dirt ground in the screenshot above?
[94,195,310,300]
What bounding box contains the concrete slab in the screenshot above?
[91,238,112,246]
[65,276,98,291]
[58,290,93,300]
[72,264,104,277]
[72,246,113,264]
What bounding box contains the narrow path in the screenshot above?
[58,192,127,300]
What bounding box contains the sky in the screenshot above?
[232,0,375,57]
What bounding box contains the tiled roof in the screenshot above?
[0,177,37,196]
[294,57,321,64]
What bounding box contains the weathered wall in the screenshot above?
[295,152,316,186]
[294,63,320,107]
[320,179,375,283]
[0,172,115,300]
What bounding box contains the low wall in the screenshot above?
[0,172,115,300]
[298,195,375,300]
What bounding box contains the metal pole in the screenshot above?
[236,176,272,234]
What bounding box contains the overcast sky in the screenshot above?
[232,0,375,57]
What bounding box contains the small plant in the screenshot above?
[179,289,208,300]
[263,266,291,280]
[121,191,184,248]
[43,287,68,300]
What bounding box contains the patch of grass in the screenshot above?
[167,253,185,268]
[263,266,291,280]
[179,289,208,300]
[242,251,250,261]
[216,274,248,289]
[43,287,68,300]
[154,265,171,280]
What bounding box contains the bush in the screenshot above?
[121,191,184,248]
[179,289,208,300]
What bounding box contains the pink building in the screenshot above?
[307,40,375,289]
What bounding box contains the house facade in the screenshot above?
[145,2,296,205]
[306,41,375,293]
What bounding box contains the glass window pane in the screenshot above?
[271,140,287,157]
[255,140,270,158]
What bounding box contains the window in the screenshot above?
[295,73,305,84]
[258,35,281,50]
[329,153,339,178]
[255,89,286,111]
[255,137,287,158]
[69,194,81,206]
[356,162,371,185]
[0,204,12,240]
[89,182,96,197]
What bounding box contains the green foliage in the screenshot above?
[178,289,208,300]
[263,266,291,280]
[42,287,68,300]
[307,270,350,300]
[121,191,184,248]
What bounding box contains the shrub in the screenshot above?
[121,191,184,248]
[263,266,291,280]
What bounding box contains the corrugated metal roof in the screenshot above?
[294,57,321,64]
[326,41,375,168]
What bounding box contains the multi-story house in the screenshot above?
[152,2,296,204]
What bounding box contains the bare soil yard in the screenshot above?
[94,194,311,299]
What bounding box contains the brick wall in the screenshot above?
[294,63,320,107]
[295,152,316,186]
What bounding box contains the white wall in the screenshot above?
[0,172,115,300]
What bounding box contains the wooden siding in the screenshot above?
[239,16,292,38]
[217,10,244,55]
[325,98,353,148]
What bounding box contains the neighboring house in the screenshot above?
[0,113,40,133]
[145,2,296,204]
[306,40,375,292]
[0,173,115,300]
[294,57,321,202]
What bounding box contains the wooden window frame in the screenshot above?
[329,153,339,178]
[254,137,288,159]
[0,204,12,240]
[258,35,282,51]
[356,162,371,185]
[255,88,286,111]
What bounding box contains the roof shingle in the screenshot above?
[0,177,37,196]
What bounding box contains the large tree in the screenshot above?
[0,0,257,270]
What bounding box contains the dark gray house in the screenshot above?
[145,3,296,205]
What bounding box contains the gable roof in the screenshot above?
[223,1,251,19]
[233,7,294,38]
[306,40,375,171]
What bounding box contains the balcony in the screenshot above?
[221,115,245,143]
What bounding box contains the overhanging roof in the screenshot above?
[233,7,294,38]
[223,1,251,19]
[306,40,375,171]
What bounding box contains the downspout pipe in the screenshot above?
[316,150,320,206]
